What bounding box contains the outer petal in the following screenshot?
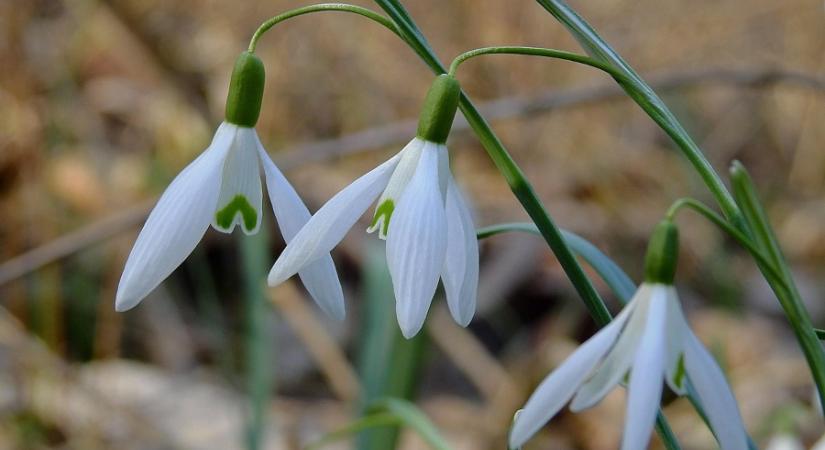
[684,325,749,450]
[366,138,424,239]
[267,153,401,286]
[570,285,658,411]
[664,286,688,395]
[509,303,635,449]
[621,289,667,450]
[386,145,447,338]
[212,127,263,235]
[441,175,478,326]
[115,123,234,311]
[257,143,345,320]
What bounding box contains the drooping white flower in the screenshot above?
[267,136,478,338]
[510,221,748,450]
[116,52,344,319]
[267,74,477,339]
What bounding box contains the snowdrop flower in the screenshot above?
[116,52,344,319]
[510,221,748,450]
[268,75,478,338]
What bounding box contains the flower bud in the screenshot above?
[644,219,679,284]
[225,52,265,127]
[416,74,460,144]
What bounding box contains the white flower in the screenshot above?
[116,122,345,319]
[509,283,748,450]
[267,137,479,338]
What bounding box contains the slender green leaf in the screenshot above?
[730,161,825,407]
[240,227,273,450]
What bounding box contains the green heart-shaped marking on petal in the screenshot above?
[215,195,258,232]
[673,353,686,389]
[367,199,395,239]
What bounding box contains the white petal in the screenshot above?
[570,285,658,411]
[212,127,263,234]
[684,325,749,450]
[664,286,688,395]
[509,304,634,449]
[257,143,345,320]
[366,138,424,239]
[621,288,667,450]
[386,145,447,338]
[267,153,401,286]
[441,175,478,326]
[116,123,233,311]
[435,142,449,201]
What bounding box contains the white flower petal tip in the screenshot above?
[115,123,235,311]
[256,142,346,320]
[510,282,749,449]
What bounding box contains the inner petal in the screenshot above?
[663,286,688,395]
[366,138,424,239]
[569,285,656,411]
[212,128,263,235]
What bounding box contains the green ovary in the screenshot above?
[215,195,257,232]
[369,199,395,238]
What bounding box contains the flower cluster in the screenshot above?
[116,56,476,338]
[116,48,750,449]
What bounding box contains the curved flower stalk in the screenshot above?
[510,221,748,450]
[116,52,345,319]
[268,75,479,338]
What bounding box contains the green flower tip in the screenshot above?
[367,199,395,239]
[643,219,679,284]
[215,195,258,232]
[416,74,461,144]
[225,51,265,127]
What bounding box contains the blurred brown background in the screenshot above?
[0,0,824,448]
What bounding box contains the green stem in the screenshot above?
[460,95,611,326]
[665,198,788,290]
[247,3,401,53]
[448,46,628,82]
